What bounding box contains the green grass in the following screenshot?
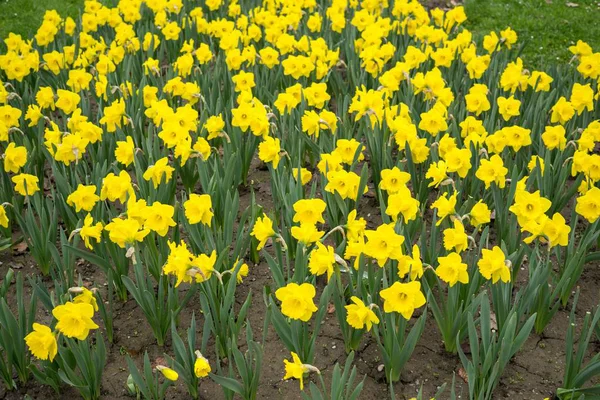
[464,0,600,68]
[0,0,83,41]
[1,0,600,70]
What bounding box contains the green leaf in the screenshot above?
[209,373,244,395]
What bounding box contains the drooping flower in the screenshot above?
[72,287,99,312]
[576,187,600,223]
[52,302,99,340]
[477,246,511,283]
[156,366,179,381]
[345,296,379,331]
[431,191,458,226]
[443,218,469,253]
[469,201,491,227]
[25,323,58,361]
[194,351,211,378]
[251,215,276,250]
[12,173,40,196]
[308,242,336,281]
[283,352,310,390]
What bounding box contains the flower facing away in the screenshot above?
[283,352,320,390]
[12,173,40,196]
[542,213,571,248]
[291,222,324,245]
[346,209,366,241]
[189,250,217,284]
[100,171,134,203]
[478,246,511,283]
[0,206,8,228]
[443,218,469,253]
[470,201,491,227]
[3,142,27,173]
[104,217,149,248]
[162,240,194,286]
[71,287,99,311]
[431,191,457,226]
[143,157,175,188]
[292,168,312,185]
[397,244,424,281]
[426,161,448,188]
[251,215,276,250]
[194,351,211,378]
[258,136,282,169]
[79,214,103,249]
[345,296,379,331]
[230,259,250,283]
[576,187,600,223]
[385,186,420,222]
[308,242,336,281]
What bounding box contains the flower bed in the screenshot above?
[0,0,600,399]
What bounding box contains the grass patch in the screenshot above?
[463,0,600,68]
[0,0,83,41]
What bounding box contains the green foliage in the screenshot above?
[300,352,365,400]
[122,246,197,346]
[556,290,600,399]
[210,323,264,400]
[457,292,536,400]
[126,352,173,400]
[464,0,600,68]
[0,271,37,389]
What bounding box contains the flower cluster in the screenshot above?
[1,0,599,398]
